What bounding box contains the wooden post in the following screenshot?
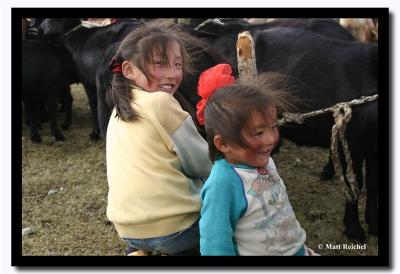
[236,31,257,84]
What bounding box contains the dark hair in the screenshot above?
[204,73,294,162]
[109,20,194,121]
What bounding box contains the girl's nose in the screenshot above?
[166,66,180,78]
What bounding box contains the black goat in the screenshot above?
[37,18,144,140]
[22,39,78,142]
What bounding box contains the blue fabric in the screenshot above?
[122,220,200,255]
[200,159,248,255]
[293,245,305,256]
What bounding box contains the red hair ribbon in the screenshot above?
[112,66,122,73]
[196,64,235,125]
[109,56,123,73]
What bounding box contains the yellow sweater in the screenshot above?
[106,87,211,238]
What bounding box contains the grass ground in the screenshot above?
[21,84,378,256]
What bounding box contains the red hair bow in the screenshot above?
[196,64,235,125]
[109,56,122,73]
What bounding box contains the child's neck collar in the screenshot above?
[131,85,146,92]
[219,158,258,170]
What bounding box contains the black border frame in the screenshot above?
[13,7,390,268]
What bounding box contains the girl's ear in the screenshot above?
[214,135,231,153]
[121,60,137,81]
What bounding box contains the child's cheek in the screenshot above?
[273,131,280,146]
[249,142,264,152]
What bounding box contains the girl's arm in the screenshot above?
[151,91,211,180]
[171,115,211,180]
[200,166,247,255]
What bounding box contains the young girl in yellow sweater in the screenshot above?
[106,21,211,256]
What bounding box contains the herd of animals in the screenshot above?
[21,17,380,245]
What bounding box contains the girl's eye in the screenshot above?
[154,61,165,65]
[175,62,183,69]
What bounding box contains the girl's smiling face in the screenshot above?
[222,107,279,168]
[123,41,183,95]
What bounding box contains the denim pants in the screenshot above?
[122,220,200,256]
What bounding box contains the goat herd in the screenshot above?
[21,17,381,248]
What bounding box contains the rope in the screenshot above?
[278,94,378,125]
[278,94,378,202]
[330,104,358,201]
